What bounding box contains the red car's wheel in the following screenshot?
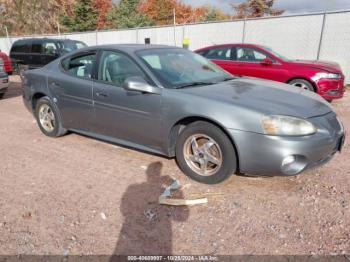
[289,79,315,92]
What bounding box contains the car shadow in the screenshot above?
[110,161,189,260]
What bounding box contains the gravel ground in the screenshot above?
[0,77,349,256]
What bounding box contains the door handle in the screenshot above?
[96,92,108,97]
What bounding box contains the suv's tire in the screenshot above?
[35,96,67,137]
[288,79,315,92]
[175,121,237,184]
[0,93,4,99]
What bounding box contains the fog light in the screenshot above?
[282,155,296,167]
[281,155,307,176]
[327,90,339,95]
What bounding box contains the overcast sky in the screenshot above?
[183,0,350,14]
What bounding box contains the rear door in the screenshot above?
[29,39,44,69]
[200,46,237,74]
[48,51,96,131]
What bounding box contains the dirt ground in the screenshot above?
[0,77,349,256]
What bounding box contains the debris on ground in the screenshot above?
[22,212,32,220]
[159,197,208,206]
[159,180,208,206]
[144,209,157,221]
[100,212,107,220]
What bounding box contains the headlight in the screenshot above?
[315,72,341,79]
[262,115,317,136]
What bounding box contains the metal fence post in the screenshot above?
[136,28,139,44]
[317,12,327,60]
[95,30,98,45]
[242,18,247,43]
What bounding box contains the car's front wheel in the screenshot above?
[288,79,315,92]
[175,121,237,184]
[35,96,67,137]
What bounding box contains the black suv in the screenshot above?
[10,38,87,74]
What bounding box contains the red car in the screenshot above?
[196,44,345,101]
[0,50,13,75]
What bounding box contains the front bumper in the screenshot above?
[228,112,344,176]
[316,77,345,100]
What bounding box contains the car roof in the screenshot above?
[87,44,179,52]
[195,43,262,51]
[63,44,179,54]
[12,38,83,44]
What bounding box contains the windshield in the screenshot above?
[261,46,293,61]
[58,41,87,54]
[136,48,233,89]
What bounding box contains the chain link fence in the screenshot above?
[0,10,349,83]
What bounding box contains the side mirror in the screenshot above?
[123,76,161,94]
[261,58,273,66]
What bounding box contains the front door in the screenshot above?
[93,50,162,150]
[48,51,96,131]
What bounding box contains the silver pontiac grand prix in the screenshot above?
[22,45,345,184]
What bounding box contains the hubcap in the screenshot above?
[183,134,223,176]
[38,104,55,132]
[292,82,313,91]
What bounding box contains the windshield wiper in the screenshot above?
[176,81,216,89]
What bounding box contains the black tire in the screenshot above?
[35,96,67,137]
[288,79,315,92]
[175,121,237,184]
[0,93,4,99]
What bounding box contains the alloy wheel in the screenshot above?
[38,104,56,132]
[292,82,313,91]
[183,134,223,176]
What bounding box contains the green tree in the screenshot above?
[60,0,98,32]
[200,7,229,22]
[107,0,154,29]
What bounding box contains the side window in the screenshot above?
[204,47,232,60]
[31,40,43,54]
[196,50,208,57]
[236,47,268,62]
[43,42,58,55]
[62,53,96,79]
[12,41,28,53]
[98,51,145,86]
[143,55,162,70]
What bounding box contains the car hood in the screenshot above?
[180,77,333,118]
[289,59,342,73]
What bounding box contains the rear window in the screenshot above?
[61,52,96,79]
[11,41,29,53]
[58,41,87,55]
[31,40,43,54]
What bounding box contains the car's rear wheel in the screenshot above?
[0,93,4,99]
[35,97,67,137]
[175,121,237,184]
[288,79,315,92]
